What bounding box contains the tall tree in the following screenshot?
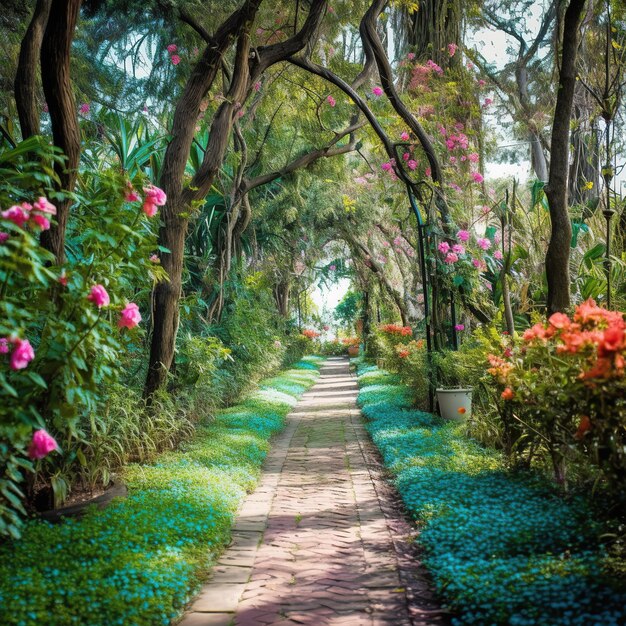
[14,0,52,139]
[544,0,587,314]
[39,0,82,264]
[145,1,329,396]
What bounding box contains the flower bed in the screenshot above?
[355,361,626,626]
[0,356,323,626]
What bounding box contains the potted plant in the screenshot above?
[433,350,472,420]
[342,337,360,357]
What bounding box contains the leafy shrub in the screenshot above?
[0,357,323,625]
[356,361,626,625]
[485,300,626,491]
[0,137,167,535]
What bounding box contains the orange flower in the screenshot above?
[548,312,571,329]
[501,387,514,401]
[398,349,409,358]
[457,407,466,415]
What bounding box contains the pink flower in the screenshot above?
[482,204,491,214]
[143,185,167,217]
[87,284,110,308]
[445,138,455,150]
[456,229,470,242]
[381,162,392,171]
[426,59,443,74]
[0,232,8,243]
[425,167,431,177]
[125,188,140,202]
[472,258,483,268]
[477,238,491,250]
[166,44,177,53]
[444,253,459,264]
[30,214,50,230]
[0,338,8,354]
[438,124,447,136]
[79,103,90,116]
[452,244,465,254]
[407,52,415,60]
[170,55,181,66]
[254,82,261,92]
[472,172,484,183]
[42,103,49,113]
[149,254,160,263]
[449,156,457,164]
[450,183,462,192]
[403,152,410,161]
[454,324,465,331]
[493,250,503,260]
[438,241,451,254]
[468,152,480,163]
[10,338,35,370]
[2,205,30,228]
[28,429,59,460]
[447,43,458,56]
[407,159,417,170]
[118,303,141,329]
[400,131,410,141]
[478,79,486,87]
[372,86,383,96]
[327,95,336,107]
[483,98,493,107]
[329,264,337,271]
[33,197,56,215]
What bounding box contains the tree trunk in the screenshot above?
[145,20,257,396]
[398,0,461,69]
[273,280,291,317]
[15,0,51,139]
[544,0,586,315]
[39,0,82,264]
[145,0,329,396]
[516,65,549,181]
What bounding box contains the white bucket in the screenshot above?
[436,388,472,420]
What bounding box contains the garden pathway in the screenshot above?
[178,358,448,626]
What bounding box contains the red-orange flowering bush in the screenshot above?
[379,323,413,337]
[301,329,321,339]
[485,299,626,490]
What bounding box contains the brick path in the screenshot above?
[178,358,449,626]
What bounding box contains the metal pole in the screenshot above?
[407,187,435,411]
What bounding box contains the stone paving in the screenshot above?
[178,358,449,626]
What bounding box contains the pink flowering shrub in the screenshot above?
[0,136,166,536]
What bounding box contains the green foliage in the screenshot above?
[0,357,323,626]
[334,290,362,331]
[0,137,163,535]
[356,362,626,625]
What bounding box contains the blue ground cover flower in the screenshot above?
[0,356,323,626]
[355,361,626,626]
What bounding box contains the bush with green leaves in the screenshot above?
[0,356,323,625]
[0,137,166,536]
[356,361,626,625]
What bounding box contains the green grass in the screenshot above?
[0,356,324,626]
[355,361,626,626]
